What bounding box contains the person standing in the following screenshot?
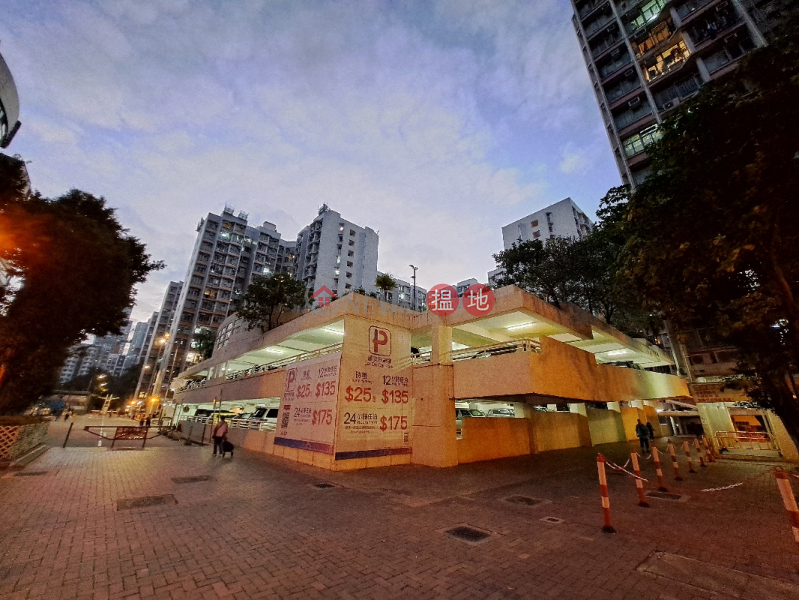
[647,421,655,441]
[636,419,651,453]
[212,417,229,457]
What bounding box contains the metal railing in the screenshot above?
[449,338,541,362]
[715,430,778,451]
[184,415,276,432]
[224,342,343,382]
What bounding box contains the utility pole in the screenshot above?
[409,264,418,312]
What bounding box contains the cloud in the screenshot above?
[0,0,618,322]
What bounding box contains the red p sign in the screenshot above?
[369,326,391,356]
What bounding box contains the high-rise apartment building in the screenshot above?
[122,321,150,370]
[570,0,788,186]
[375,273,427,312]
[295,205,379,299]
[153,208,298,397]
[134,281,183,399]
[0,50,21,148]
[500,198,593,250]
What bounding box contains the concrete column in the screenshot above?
[696,57,712,83]
[411,364,458,467]
[430,323,452,366]
[669,6,682,28]
[546,404,558,412]
[607,401,621,412]
[731,0,767,47]
[569,403,587,416]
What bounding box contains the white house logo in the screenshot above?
[368,326,390,356]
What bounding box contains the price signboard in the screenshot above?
[275,352,342,455]
[334,320,412,461]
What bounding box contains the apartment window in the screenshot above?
[531,220,538,227]
[348,240,355,246]
[346,261,353,267]
[348,251,354,257]
[349,229,355,236]
[623,125,662,157]
[345,284,352,290]
[533,231,541,239]
[346,272,352,278]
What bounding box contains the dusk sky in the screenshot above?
[1,0,621,324]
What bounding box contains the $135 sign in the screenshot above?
[346,386,409,403]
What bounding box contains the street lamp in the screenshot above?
[409,264,418,312]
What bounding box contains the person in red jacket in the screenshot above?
[212,417,228,457]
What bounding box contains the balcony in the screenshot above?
[676,0,715,21]
[633,21,674,58]
[606,77,641,103]
[624,0,667,35]
[644,41,691,83]
[614,102,654,130]
[578,0,609,21]
[584,13,615,38]
[599,52,633,79]
[591,34,623,59]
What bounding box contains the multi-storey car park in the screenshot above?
[571,0,792,186]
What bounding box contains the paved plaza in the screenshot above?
[1,415,799,600]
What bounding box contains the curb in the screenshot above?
[0,443,50,470]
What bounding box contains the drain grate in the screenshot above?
[503,495,543,507]
[312,482,336,489]
[15,471,48,477]
[172,475,213,484]
[540,516,564,524]
[445,526,492,545]
[646,491,684,501]
[117,494,177,511]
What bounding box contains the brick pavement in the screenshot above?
[2,421,799,599]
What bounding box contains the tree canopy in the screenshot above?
[374,273,397,301]
[0,157,163,414]
[493,187,654,336]
[235,272,308,332]
[621,13,799,445]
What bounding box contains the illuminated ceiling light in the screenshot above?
[265,348,284,354]
[323,328,344,335]
[606,349,628,356]
[506,322,534,331]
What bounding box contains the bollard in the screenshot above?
[62,422,74,449]
[652,447,668,492]
[596,454,616,533]
[775,470,799,549]
[694,439,706,468]
[683,440,697,474]
[631,452,649,507]
[702,436,714,464]
[668,440,683,481]
[703,435,717,462]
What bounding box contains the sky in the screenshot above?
[0,0,621,324]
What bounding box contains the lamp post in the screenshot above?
[409,264,418,312]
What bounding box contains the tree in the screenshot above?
[235,272,308,332]
[0,159,162,414]
[621,13,799,447]
[492,191,654,336]
[374,273,397,302]
[192,327,216,361]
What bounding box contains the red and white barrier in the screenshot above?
[703,435,717,462]
[631,452,649,507]
[683,440,697,474]
[775,469,799,549]
[652,446,668,491]
[668,440,683,481]
[694,438,706,468]
[597,453,616,533]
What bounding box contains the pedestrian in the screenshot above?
[647,421,655,440]
[212,417,229,457]
[636,419,650,453]
[63,410,69,421]
[145,416,151,428]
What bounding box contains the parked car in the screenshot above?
[455,408,486,425]
[487,408,515,418]
[250,407,280,426]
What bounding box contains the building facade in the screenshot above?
[0,51,21,148]
[134,281,183,400]
[295,205,379,300]
[570,0,789,186]
[152,208,299,397]
[501,198,594,251]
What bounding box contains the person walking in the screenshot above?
[212,417,229,457]
[636,419,651,453]
[647,421,655,441]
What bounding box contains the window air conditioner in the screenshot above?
[663,98,680,110]
[628,97,641,107]
[611,48,621,57]
[624,68,635,77]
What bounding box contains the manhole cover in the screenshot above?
[117,494,177,511]
[503,495,543,507]
[312,483,336,489]
[540,517,564,524]
[646,491,684,501]
[171,476,213,484]
[445,526,492,544]
[15,471,48,477]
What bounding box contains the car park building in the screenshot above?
[164,285,799,471]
